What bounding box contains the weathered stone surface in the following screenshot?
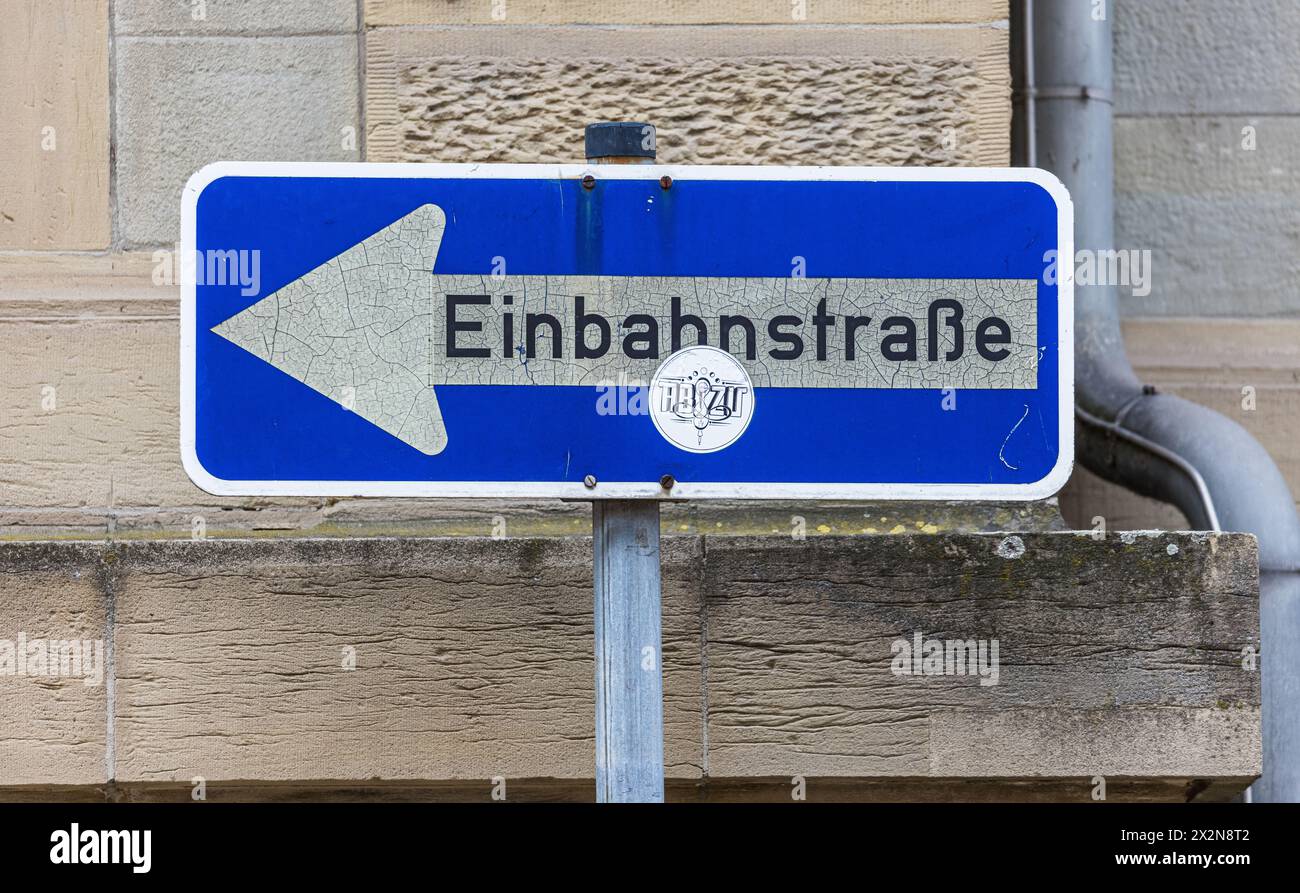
[114,36,360,246]
[2,776,1252,804]
[109,537,705,783]
[1115,116,1300,318]
[0,543,108,787]
[365,26,1009,166]
[0,0,110,249]
[931,708,1259,779]
[0,312,191,512]
[0,531,1259,801]
[702,533,1258,780]
[116,0,357,34]
[0,252,163,304]
[1112,1,1300,319]
[1115,0,1300,116]
[366,0,1008,26]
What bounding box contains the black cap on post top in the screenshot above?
[584,122,657,164]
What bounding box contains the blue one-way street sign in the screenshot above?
[181,162,1073,500]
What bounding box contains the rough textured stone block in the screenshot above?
[0,0,110,249]
[1115,0,1300,115]
[114,36,360,246]
[365,26,1009,166]
[116,0,356,34]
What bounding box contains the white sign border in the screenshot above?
[181,161,1074,501]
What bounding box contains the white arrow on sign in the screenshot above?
[213,204,1038,455]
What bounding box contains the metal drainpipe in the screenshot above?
[1012,0,1300,802]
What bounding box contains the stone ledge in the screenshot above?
[115,0,357,36]
[0,500,1067,541]
[0,532,1259,800]
[364,0,1009,27]
[0,776,1253,804]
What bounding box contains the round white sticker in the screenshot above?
[649,345,755,453]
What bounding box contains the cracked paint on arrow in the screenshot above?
[212,204,1038,455]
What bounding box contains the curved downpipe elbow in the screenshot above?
[1015,0,1300,801]
[1088,393,1300,570]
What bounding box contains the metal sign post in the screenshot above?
[593,498,664,802]
[586,124,666,803]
